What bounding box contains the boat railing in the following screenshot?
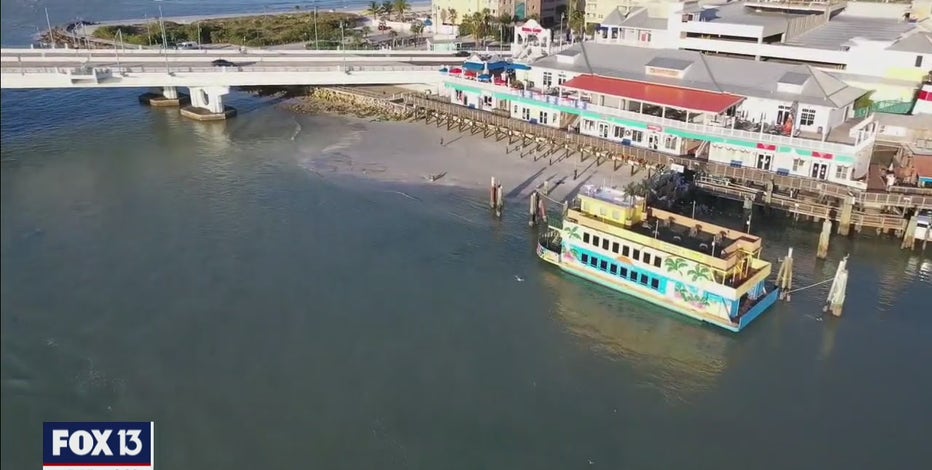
[538,228,563,253]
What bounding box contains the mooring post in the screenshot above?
[528,191,538,227]
[838,196,854,236]
[490,177,496,209]
[495,184,504,218]
[764,180,774,206]
[563,199,569,217]
[824,255,849,317]
[817,218,832,259]
[777,247,794,301]
[538,194,547,224]
[901,214,918,250]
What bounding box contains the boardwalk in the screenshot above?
[321,87,931,234]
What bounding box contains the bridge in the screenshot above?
[0,47,471,119]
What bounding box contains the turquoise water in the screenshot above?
[3,2,932,468]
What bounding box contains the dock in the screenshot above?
[316,86,932,244]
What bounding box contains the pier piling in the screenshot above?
[817,219,832,259]
[495,184,504,218]
[824,255,849,317]
[777,247,794,301]
[838,197,854,236]
[537,194,548,224]
[490,177,497,210]
[901,215,918,250]
[529,191,539,227]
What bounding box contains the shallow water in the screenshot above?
[3,2,932,469]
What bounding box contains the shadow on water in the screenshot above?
[505,166,546,200]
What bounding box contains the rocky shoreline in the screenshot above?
[282,88,410,122]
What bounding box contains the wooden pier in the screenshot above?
[322,87,932,244]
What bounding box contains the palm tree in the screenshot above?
[393,0,410,21]
[686,264,712,282]
[410,21,424,38]
[564,226,581,240]
[381,1,394,19]
[365,1,381,21]
[497,12,514,43]
[468,9,492,47]
[440,9,449,25]
[568,0,586,40]
[664,257,688,275]
[448,8,458,25]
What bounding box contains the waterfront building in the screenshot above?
[442,41,879,187]
[592,1,932,102]
[536,185,779,332]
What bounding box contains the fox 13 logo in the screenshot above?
[43,422,154,470]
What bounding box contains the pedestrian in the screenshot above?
[574,169,578,180]
[440,137,444,146]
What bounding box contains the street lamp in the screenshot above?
[560,12,565,46]
[313,2,319,50]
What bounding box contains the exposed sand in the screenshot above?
[300,113,647,204]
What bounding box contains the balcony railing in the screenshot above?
[444,76,874,155]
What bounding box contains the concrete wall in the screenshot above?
[843,1,911,18]
[677,37,849,64]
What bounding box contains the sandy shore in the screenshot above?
[299,112,647,204]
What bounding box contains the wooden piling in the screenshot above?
[817,219,832,259]
[538,194,548,224]
[528,191,539,227]
[495,184,504,218]
[824,255,849,317]
[837,196,854,236]
[901,215,918,250]
[489,177,496,210]
[777,247,794,301]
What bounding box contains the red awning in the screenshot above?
[561,74,744,114]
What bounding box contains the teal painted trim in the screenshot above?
[444,81,857,161]
[557,262,740,332]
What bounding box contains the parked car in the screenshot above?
[454,50,470,57]
[211,59,236,67]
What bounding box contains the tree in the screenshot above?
[497,12,514,43]
[448,8,458,25]
[365,1,382,21]
[382,1,394,19]
[410,21,424,38]
[440,9,449,25]
[393,0,410,21]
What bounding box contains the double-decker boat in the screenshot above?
[537,185,779,332]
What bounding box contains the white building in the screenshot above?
[591,1,932,99]
[443,41,879,187]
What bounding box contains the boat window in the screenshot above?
[622,246,630,257]
[592,236,600,246]
[612,242,619,253]
[602,239,609,250]
[653,256,662,268]
[583,232,590,243]
[633,249,641,261]
[629,269,638,280]
[651,278,660,289]
[599,207,607,217]
[581,254,589,264]
[639,274,648,285]
[600,260,608,270]
[643,253,651,265]
[590,256,598,267]
[619,267,628,277]
[610,264,618,274]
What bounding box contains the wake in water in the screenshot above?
[389,190,421,201]
[290,119,302,141]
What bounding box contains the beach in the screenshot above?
[293,109,644,205]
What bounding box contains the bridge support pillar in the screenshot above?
[181,86,236,121]
[138,86,189,107]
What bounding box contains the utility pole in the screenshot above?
[314,4,320,50]
[158,5,169,71]
[341,20,346,70]
[44,8,55,48]
[115,29,123,70]
[145,15,153,46]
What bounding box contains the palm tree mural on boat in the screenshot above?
[563,247,580,263]
[673,282,711,309]
[564,226,581,240]
[664,257,688,275]
[686,264,712,282]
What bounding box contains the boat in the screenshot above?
[536,185,779,332]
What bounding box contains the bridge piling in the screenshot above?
[138,86,188,107]
[817,219,832,260]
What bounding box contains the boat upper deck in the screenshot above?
[571,186,764,273]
